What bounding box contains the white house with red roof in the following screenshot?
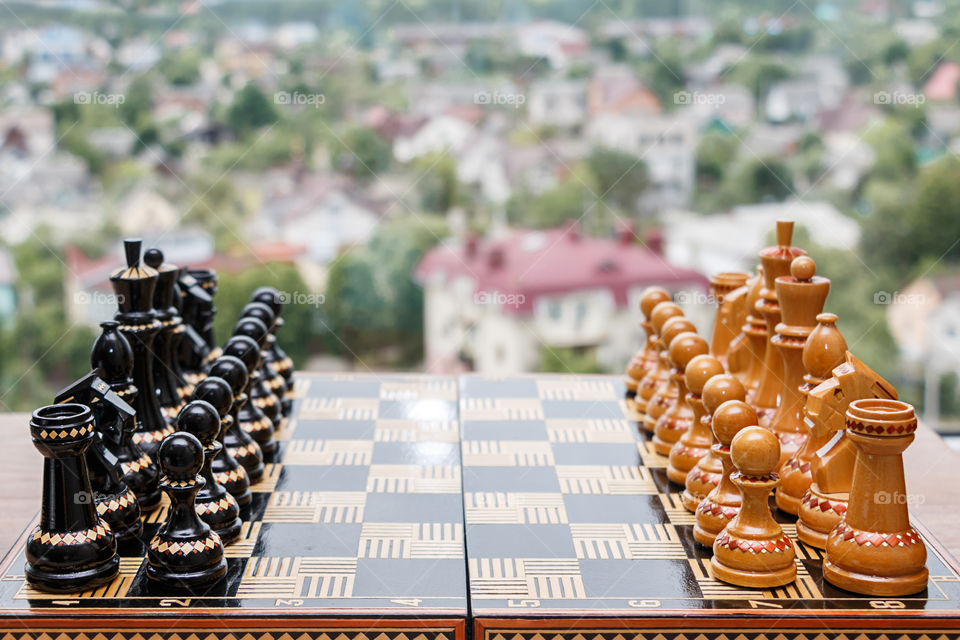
[415,225,707,374]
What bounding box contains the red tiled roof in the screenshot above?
[924,61,960,101]
[415,225,707,315]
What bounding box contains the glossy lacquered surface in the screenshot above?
[0,374,466,617]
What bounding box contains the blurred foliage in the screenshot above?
[323,215,447,366]
[415,152,458,213]
[0,235,97,411]
[226,83,279,137]
[331,126,391,181]
[538,346,604,374]
[212,262,316,368]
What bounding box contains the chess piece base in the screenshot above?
[652,435,674,457]
[775,486,801,514]
[667,442,707,486]
[823,558,928,597]
[25,554,119,593]
[681,468,721,513]
[795,486,847,550]
[711,554,796,588]
[146,556,227,589]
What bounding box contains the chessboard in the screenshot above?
[0,374,467,640]
[2,373,960,640]
[459,374,960,639]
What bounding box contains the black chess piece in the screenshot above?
[90,321,161,512]
[187,268,221,371]
[54,372,143,542]
[177,401,242,545]
[192,374,252,506]
[110,238,173,456]
[143,248,189,424]
[208,356,265,484]
[25,404,119,593]
[146,432,227,589]
[223,330,278,458]
[238,302,286,428]
[176,269,213,390]
[250,287,295,417]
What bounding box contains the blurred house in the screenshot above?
[887,271,960,422]
[527,79,587,129]
[925,62,960,102]
[415,225,707,374]
[394,108,481,162]
[663,200,861,275]
[585,112,695,209]
[114,188,180,236]
[251,170,382,264]
[515,21,589,69]
[588,65,661,117]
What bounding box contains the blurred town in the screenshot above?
[1,0,960,433]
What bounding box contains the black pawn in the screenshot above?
[146,432,226,589]
[239,302,287,424]
[91,320,161,513]
[232,317,282,435]
[177,401,242,545]
[223,331,278,458]
[143,248,187,426]
[110,238,173,456]
[250,287,295,417]
[26,404,119,593]
[193,375,252,506]
[209,355,265,484]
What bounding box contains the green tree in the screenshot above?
[507,180,587,229]
[696,132,739,186]
[120,75,153,127]
[323,251,385,357]
[737,157,795,202]
[729,56,790,102]
[865,120,916,182]
[539,346,604,374]
[212,262,316,367]
[586,147,648,211]
[331,126,391,180]
[158,48,202,86]
[226,83,278,137]
[415,152,458,213]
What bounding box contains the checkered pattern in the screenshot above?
[1,374,466,617]
[3,373,960,633]
[460,374,960,614]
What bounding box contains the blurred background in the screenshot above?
[0,0,958,439]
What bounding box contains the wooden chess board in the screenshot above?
[1,373,960,640]
[460,374,960,639]
[0,374,467,640]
